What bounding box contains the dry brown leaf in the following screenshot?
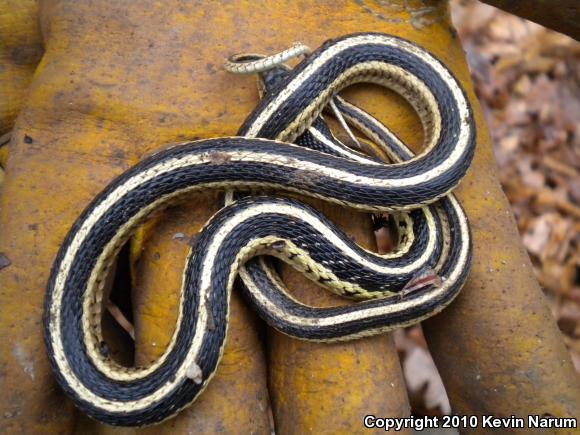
[403,347,451,415]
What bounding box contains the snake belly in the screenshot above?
[43,32,475,426]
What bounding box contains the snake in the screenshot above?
[43,33,475,426]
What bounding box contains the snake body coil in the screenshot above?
[44,33,475,426]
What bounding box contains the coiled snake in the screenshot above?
[44,33,475,426]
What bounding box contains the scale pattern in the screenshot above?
[43,32,475,426]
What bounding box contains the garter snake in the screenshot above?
[44,33,475,426]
